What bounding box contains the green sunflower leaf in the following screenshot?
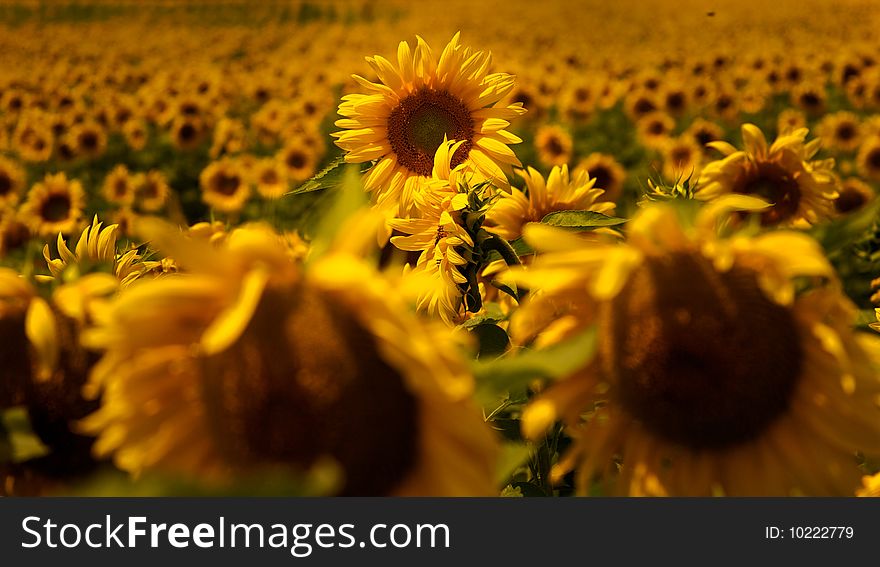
[541,210,628,230]
[472,326,597,403]
[0,407,49,464]
[811,197,880,254]
[470,323,510,359]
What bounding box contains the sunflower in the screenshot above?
[856,136,880,181]
[0,213,31,257]
[277,140,318,183]
[834,178,874,214]
[170,116,205,151]
[659,84,689,117]
[40,216,149,287]
[0,156,25,210]
[69,122,107,159]
[78,218,497,495]
[486,164,614,241]
[697,124,839,226]
[624,89,658,121]
[20,173,86,237]
[660,137,702,181]
[135,170,171,212]
[123,119,148,151]
[535,124,573,168]
[573,153,627,204]
[818,112,862,153]
[333,33,525,215]
[777,108,807,135]
[200,158,250,213]
[102,165,136,206]
[684,118,723,158]
[12,120,53,163]
[387,140,477,324]
[792,83,827,116]
[506,198,880,496]
[252,158,289,200]
[636,111,675,149]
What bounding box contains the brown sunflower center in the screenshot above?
[40,193,72,222]
[732,160,801,225]
[201,285,418,495]
[387,88,474,177]
[545,135,566,157]
[601,252,802,450]
[590,165,612,191]
[260,169,279,185]
[0,172,12,196]
[836,123,856,141]
[285,151,306,170]
[179,123,197,142]
[867,148,880,170]
[79,131,98,150]
[835,184,868,213]
[212,173,241,196]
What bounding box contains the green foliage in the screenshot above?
[541,209,628,229]
[0,407,49,464]
[473,326,597,405]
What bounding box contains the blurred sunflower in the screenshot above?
[573,153,627,204]
[20,173,85,237]
[697,124,839,226]
[277,141,318,183]
[486,164,614,241]
[856,136,880,181]
[79,218,497,495]
[0,156,25,210]
[535,124,573,168]
[778,108,807,134]
[123,119,148,151]
[102,165,136,206]
[636,111,675,149]
[333,33,525,214]
[507,197,880,496]
[661,137,703,181]
[834,178,874,214]
[69,122,107,159]
[200,158,250,213]
[12,120,53,162]
[818,112,862,153]
[136,170,171,213]
[252,158,289,200]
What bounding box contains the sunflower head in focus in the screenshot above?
[486,164,615,241]
[506,197,880,495]
[333,33,525,215]
[20,173,86,237]
[79,216,497,495]
[697,123,839,226]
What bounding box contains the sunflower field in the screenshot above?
[1,0,880,497]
